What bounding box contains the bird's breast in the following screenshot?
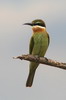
[32,33,49,56]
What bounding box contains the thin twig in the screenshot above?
[13,54,66,70]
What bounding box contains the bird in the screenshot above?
[24,19,50,87]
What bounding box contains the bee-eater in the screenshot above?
[24,19,50,87]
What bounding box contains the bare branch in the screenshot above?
[13,54,66,70]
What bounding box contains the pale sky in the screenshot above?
[0,0,66,100]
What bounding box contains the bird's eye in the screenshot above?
[34,22,41,26]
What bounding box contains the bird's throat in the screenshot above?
[32,26,46,33]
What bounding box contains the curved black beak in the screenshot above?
[23,23,33,26]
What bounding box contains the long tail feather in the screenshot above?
[26,70,36,87]
[26,62,39,87]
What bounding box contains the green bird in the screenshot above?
[24,19,50,87]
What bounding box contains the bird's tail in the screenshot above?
[26,69,36,87]
[26,62,39,87]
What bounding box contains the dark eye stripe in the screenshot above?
[33,23,46,27]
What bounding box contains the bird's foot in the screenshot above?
[34,55,40,62]
[44,57,48,61]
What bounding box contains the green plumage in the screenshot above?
[26,31,49,87]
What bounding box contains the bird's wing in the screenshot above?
[47,32,50,46]
[29,36,34,54]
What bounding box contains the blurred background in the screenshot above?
[0,0,66,100]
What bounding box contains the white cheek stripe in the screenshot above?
[32,25,46,29]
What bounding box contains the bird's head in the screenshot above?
[24,19,46,32]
